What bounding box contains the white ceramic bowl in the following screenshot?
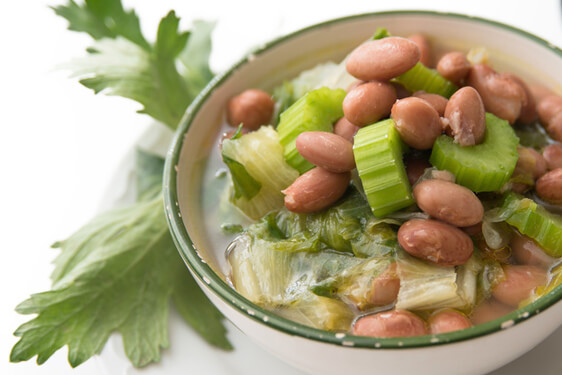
[164,11,562,375]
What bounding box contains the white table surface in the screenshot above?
[2,1,561,374]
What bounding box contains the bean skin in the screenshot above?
[511,232,555,268]
[471,299,513,325]
[369,263,400,306]
[397,219,474,266]
[444,86,486,146]
[333,117,359,143]
[408,34,432,67]
[413,179,484,227]
[404,156,431,185]
[513,146,547,181]
[537,95,562,125]
[295,131,355,173]
[466,64,524,124]
[353,310,428,338]
[346,37,421,81]
[413,91,448,116]
[226,89,274,130]
[502,73,537,124]
[391,97,442,150]
[283,168,350,213]
[535,168,562,205]
[492,265,547,306]
[428,310,472,334]
[436,52,471,86]
[543,144,562,170]
[343,81,397,127]
[529,84,555,104]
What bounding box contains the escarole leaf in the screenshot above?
[59,0,215,129]
[11,152,232,367]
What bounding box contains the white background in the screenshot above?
[1,0,561,374]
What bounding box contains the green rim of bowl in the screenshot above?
[164,10,562,349]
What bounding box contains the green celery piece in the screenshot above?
[430,113,519,192]
[62,6,214,129]
[500,192,562,257]
[394,62,457,98]
[277,87,346,174]
[353,119,414,217]
[222,126,299,220]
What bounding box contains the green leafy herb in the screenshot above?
[57,0,214,129]
[371,27,390,40]
[11,0,231,369]
[11,151,232,368]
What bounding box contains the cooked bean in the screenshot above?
[513,146,547,181]
[436,52,471,86]
[353,310,427,338]
[543,144,562,170]
[408,34,432,67]
[537,95,562,125]
[444,87,486,146]
[413,91,448,116]
[428,310,472,334]
[492,265,547,306]
[346,37,420,81]
[391,82,412,99]
[413,179,484,227]
[404,156,431,185]
[369,263,400,306]
[226,89,274,130]
[529,84,555,104]
[501,73,537,124]
[471,299,513,325]
[466,64,524,124]
[295,131,355,173]
[391,97,442,150]
[283,168,350,213]
[397,219,474,266]
[347,80,364,92]
[333,117,359,143]
[535,168,562,205]
[462,222,483,236]
[343,81,397,127]
[511,232,555,268]
[547,115,562,142]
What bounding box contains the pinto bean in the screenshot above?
[511,232,555,268]
[413,91,448,116]
[353,310,427,338]
[404,156,431,185]
[535,168,562,205]
[413,179,484,227]
[295,131,355,173]
[391,97,442,150]
[537,95,562,125]
[436,52,471,86]
[543,144,562,170]
[346,37,421,81]
[283,168,350,213]
[333,117,359,143]
[392,82,412,99]
[466,64,524,124]
[226,89,274,130]
[397,219,474,266]
[408,34,432,67]
[428,310,472,334]
[501,73,537,124]
[513,146,547,180]
[547,115,562,142]
[444,87,486,146]
[343,81,397,127]
[492,265,547,306]
[369,263,400,306]
[471,299,514,325]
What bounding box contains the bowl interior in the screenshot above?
[166,11,562,348]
